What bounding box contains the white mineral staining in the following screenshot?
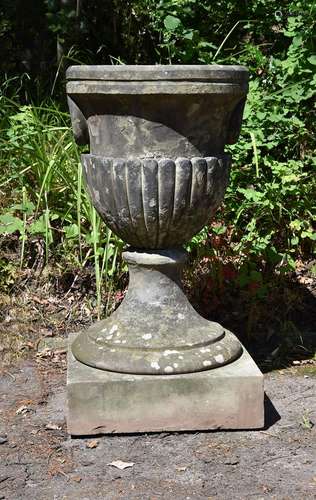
[102,327,107,333]
[106,335,113,340]
[110,349,116,352]
[96,337,103,343]
[178,355,184,360]
[215,354,225,363]
[163,350,179,356]
[216,345,222,350]
[173,363,178,368]
[164,366,174,373]
[177,313,185,320]
[200,347,211,353]
[150,361,160,370]
[196,171,204,183]
[142,333,152,340]
[121,340,127,344]
[114,340,121,344]
[203,360,212,367]
[109,325,118,334]
[149,198,156,208]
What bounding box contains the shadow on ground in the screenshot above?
[188,260,316,372]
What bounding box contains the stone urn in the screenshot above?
[66,65,264,434]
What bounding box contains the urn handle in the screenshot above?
[67,96,89,146]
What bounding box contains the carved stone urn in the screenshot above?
[66,66,264,434]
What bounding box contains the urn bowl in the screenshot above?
[66,64,248,158]
[83,153,230,248]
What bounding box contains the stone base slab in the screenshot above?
[67,333,264,435]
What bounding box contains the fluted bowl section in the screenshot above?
[82,154,230,248]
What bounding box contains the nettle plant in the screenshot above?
[225,11,315,270]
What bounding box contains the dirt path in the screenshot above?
[0,354,315,500]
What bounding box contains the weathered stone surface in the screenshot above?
[66,64,249,82]
[72,249,242,375]
[82,155,230,248]
[67,333,264,435]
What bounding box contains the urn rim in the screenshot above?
[66,64,248,83]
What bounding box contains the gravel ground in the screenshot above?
[0,354,315,500]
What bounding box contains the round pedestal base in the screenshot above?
[71,248,242,374]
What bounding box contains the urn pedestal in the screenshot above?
[66,65,264,434]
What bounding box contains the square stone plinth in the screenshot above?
[67,334,264,435]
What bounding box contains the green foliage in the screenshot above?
[188,2,315,279]
[0,258,17,290]
[0,97,123,317]
[224,6,315,270]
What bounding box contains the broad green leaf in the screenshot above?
[10,201,35,214]
[0,214,24,234]
[28,215,47,235]
[164,15,181,31]
[212,225,227,235]
[238,188,264,202]
[64,223,79,239]
[301,231,316,240]
[183,30,194,40]
[307,55,316,65]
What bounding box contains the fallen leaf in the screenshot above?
[46,423,62,431]
[21,342,34,350]
[86,439,99,449]
[176,466,187,472]
[72,475,82,483]
[107,460,134,470]
[36,348,52,358]
[43,330,54,337]
[16,405,30,415]
[224,458,239,465]
[33,296,50,305]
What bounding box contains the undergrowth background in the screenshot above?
[0,0,315,366]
